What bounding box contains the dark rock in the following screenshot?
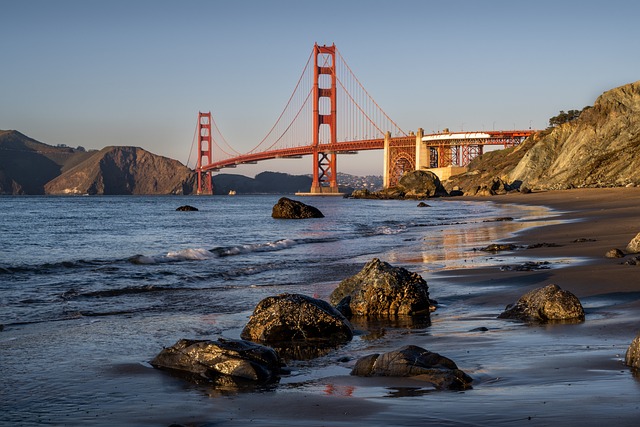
[271,197,324,219]
[329,258,431,318]
[350,345,473,390]
[498,284,585,323]
[625,331,640,369]
[626,232,640,254]
[623,256,640,265]
[176,205,198,211]
[520,186,532,194]
[526,242,562,249]
[605,248,625,258]
[398,170,448,198]
[480,243,517,252]
[241,293,353,347]
[417,201,430,207]
[499,261,551,271]
[150,338,283,384]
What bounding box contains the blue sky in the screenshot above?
[2,0,639,176]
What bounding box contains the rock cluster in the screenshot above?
[498,284,585,323]
[350,170,447,199]
[351,345,473,390]
[329,258,432,318]
[271,197,324,219]
[240,293,353,345]
[150,338,283,385]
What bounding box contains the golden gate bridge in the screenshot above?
[191,43,535,195]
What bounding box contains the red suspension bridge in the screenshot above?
[192,43,535,195]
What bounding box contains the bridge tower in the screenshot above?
[196,111,214,195]
[310,43,339,194]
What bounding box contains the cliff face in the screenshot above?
[509,81,640,189]
[44,146,195,195]
[447,80,640,192]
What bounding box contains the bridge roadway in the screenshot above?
[201,129,535,172]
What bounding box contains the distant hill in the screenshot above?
[446,80,640,193]
[44,146,195,195]
[212,171,313,195]
[0,130,93,194]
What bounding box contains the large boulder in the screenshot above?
[330,258,431,319]
[498,284,585,323]
[351,345,473,390]
[241,293,353,346]
[150,338,283,385]
[398,170,447,198]
[626,232,640,254]
[625,331,640,369]
[271,197,324,219]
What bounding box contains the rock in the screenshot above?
[498,284,585,323]
[623,256,640,265]
[350,345,473,390]
[241,293,353,347]
[329,258,431,318]
[417,202,430,207]
[605,248,625,258]
[626,232,640,254]
[398,170,448,198]
[271,197,324,219]
[625,331,640,369]
[176,205,198,211]
[150,338,283,384]
[480,243,517,252]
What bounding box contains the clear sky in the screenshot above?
[2,0,639,176]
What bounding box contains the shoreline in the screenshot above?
[208,187,640,426]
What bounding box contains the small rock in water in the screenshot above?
[498,284,585,323]
[350,345,473,390]
[417,202,430,207]
[605,248,625,258]
[480,243,517,252]
[176,205,198,211]
[271,197,324,219]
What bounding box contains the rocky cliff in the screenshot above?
[44,146,195,195]
[446,81,640,193]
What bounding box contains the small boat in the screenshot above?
[228,190,237,196]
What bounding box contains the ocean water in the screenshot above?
[4,195,637,426]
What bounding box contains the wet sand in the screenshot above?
[153,187,640,427]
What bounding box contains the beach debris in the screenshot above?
[605,248,625,258]
[625,332,640,369]
[176,205,198,211]
[271,197,324,219]
[573,238,596,243]
[350,345,473,391]
[329,258,432,319]
[500,261,551,271]
[150,337,284,385]
[480,243,518,252]
[626,232,640,254]
[526,242,563,249]
[241,293,353,347]
[498,284,585,323]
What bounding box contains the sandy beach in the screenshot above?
[186,187,640,427]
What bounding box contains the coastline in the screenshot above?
[204,187,640,426]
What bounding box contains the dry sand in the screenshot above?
[161,188,640,426]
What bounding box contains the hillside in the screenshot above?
[0,130,93,194]
[44,146,195,195]
[446,81,640,193]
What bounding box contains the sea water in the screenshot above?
[0,195,560,425]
